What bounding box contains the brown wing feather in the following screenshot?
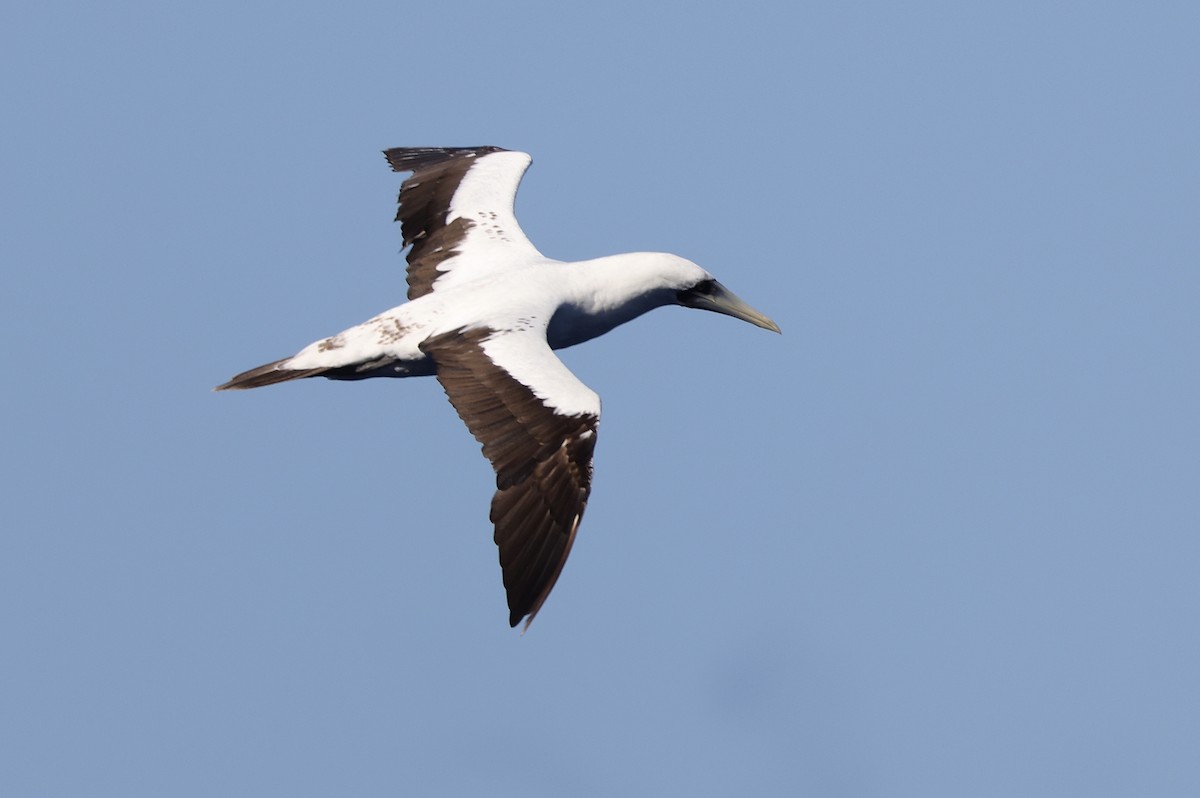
[382,147,506,301]
[420,327,599,629]
[214,358,329,390]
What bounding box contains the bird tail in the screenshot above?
[214,358,329,391]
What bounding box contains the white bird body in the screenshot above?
[287,253,709,379]
[218,147,779,628]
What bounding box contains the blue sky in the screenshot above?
[3,2,1198,795]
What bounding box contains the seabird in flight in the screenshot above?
[217,146,780,629]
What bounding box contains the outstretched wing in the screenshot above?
[383,147,545,301]
[420,326,600,630]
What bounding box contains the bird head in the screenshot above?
[675,272,781,334]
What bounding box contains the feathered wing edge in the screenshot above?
[420,327,600,630]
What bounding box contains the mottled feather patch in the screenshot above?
[316,335,344,352]
[367,317,411,344]
[477,210,512,243]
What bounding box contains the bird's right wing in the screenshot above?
[420,326,600,630]
[384,147,545,301]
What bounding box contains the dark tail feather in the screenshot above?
[214,358,329,391]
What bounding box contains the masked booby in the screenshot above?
[217,146,780,630]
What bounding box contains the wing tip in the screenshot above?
[511,608,538,634]
[382,146,509,174]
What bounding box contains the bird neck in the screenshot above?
[546,254,681,350]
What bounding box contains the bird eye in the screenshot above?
[677,279,716,304]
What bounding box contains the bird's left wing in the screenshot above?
[420,326,600,630]
[384,147,545,301]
